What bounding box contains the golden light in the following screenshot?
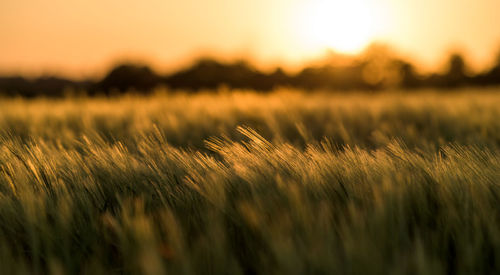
[297,0,381,54]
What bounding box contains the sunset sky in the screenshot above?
[1,0,500,78]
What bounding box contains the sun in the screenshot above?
[297,0,380,54]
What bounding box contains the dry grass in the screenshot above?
[0,89,499,274]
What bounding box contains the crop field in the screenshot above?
[0,89,499,274]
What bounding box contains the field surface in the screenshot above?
[0,89,499,274]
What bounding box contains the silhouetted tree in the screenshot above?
[98,64,161,94]
[443,53,468,87]
[165,58,274,91]
[357,43,418,89]
[397,61,420,89]
[266,67,290,87]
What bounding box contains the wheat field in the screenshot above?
[0,89,499,274]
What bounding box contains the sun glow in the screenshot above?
[297,0,382,54]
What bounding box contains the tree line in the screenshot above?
[1,45,500,97]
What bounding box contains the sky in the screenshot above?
[1,0,500,78]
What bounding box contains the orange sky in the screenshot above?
[1,0,500,78]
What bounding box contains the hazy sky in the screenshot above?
[1,0,500,78]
